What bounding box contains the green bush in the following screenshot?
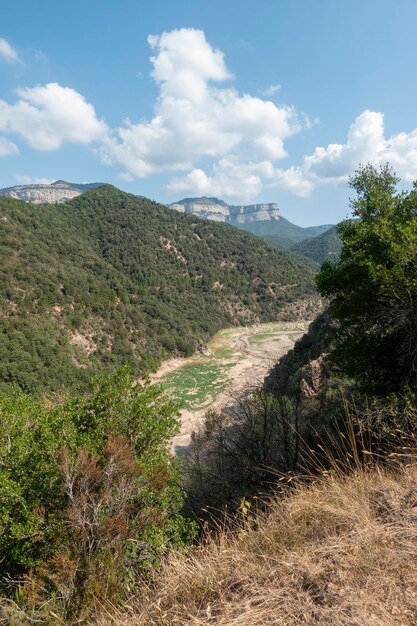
[0,367,196,620]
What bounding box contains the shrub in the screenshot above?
[0,367,196,620]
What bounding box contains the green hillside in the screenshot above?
[0,185,318,393]
[290,224,343,262]
[239,216,333,247]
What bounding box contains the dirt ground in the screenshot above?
[151,321,309,454]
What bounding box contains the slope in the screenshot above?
[0,185,319,393]
[290,224,342,262]
[111,461,417,625]
[170,196,333,248]
[238,215,333,246]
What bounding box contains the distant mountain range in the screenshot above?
[290,225,343,263]
[0,180,104,204]
[0,182,337,254]
[170,196,281,224]
[170,196,333,247]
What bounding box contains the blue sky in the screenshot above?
[1,0,417,225]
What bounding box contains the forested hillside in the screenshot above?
[0,185,318,393]
[290,224,343,262]
[242,216,332,250]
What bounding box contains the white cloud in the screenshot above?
[268,166,314,197]
[266,110,417,197]
[0,136,18,157]
[3,28,417,204]
[14,175,55,185]
[262,84,281,97]
[0,83,108,150]
[0,38,19,63]
[168,159,275,202]
[302,110,385,182]
[104,28,303,180]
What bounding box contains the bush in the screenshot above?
[0,367,196,620]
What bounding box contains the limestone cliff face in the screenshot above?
[0,181,103,204]
[229,203,280,224]
[170,200,230,222]
[169,197,281,224]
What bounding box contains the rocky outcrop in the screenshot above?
[264,312,335,398]
[229,202,280,224]
[169,197,281,224]
[0,180,104,204]
[170,198,230,222]
[299,355,328,398]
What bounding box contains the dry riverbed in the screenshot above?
[151,321,310,453]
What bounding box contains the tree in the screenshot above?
[317,164,417,393]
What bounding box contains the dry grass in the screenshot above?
[97,461,417,625]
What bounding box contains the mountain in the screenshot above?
[0,185,319,393]
[290,225,343,263]
[0,180,105,204]
[170,196,281,224]
[170,196,333,246]
[247,218,333,250]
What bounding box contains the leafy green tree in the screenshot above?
[317,164,417,393]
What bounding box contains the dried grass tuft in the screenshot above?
[96,461,417,625]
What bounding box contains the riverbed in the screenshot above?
[151,320,310,453]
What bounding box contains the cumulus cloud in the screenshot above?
[263,111,417,197]
[268,166,314,197]
[170,109,417,200]
[0,136,18,157]
[168,159,275,202]
[302,110,385,182]
[104,28,302,182]
[0,38,19,63]
[3,28,417,204]
[0,83,107,150]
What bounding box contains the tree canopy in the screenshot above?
[317,164,417,393]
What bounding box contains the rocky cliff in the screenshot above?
[170,197,230,222]
[170,196,281,224]
[0,180,104,204]
[229,202,281,224]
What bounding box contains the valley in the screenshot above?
[0,8,415,624]
[151,320,310,452]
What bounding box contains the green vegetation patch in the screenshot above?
[207,330,236,359]
[160,360,235,409]
[250,332,284,343]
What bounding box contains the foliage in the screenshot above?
[317,164,417,393]
[0,186,318,394]
[184,390,303,513]
[0,368,196,619]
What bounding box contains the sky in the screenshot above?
[1,0,417,225]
